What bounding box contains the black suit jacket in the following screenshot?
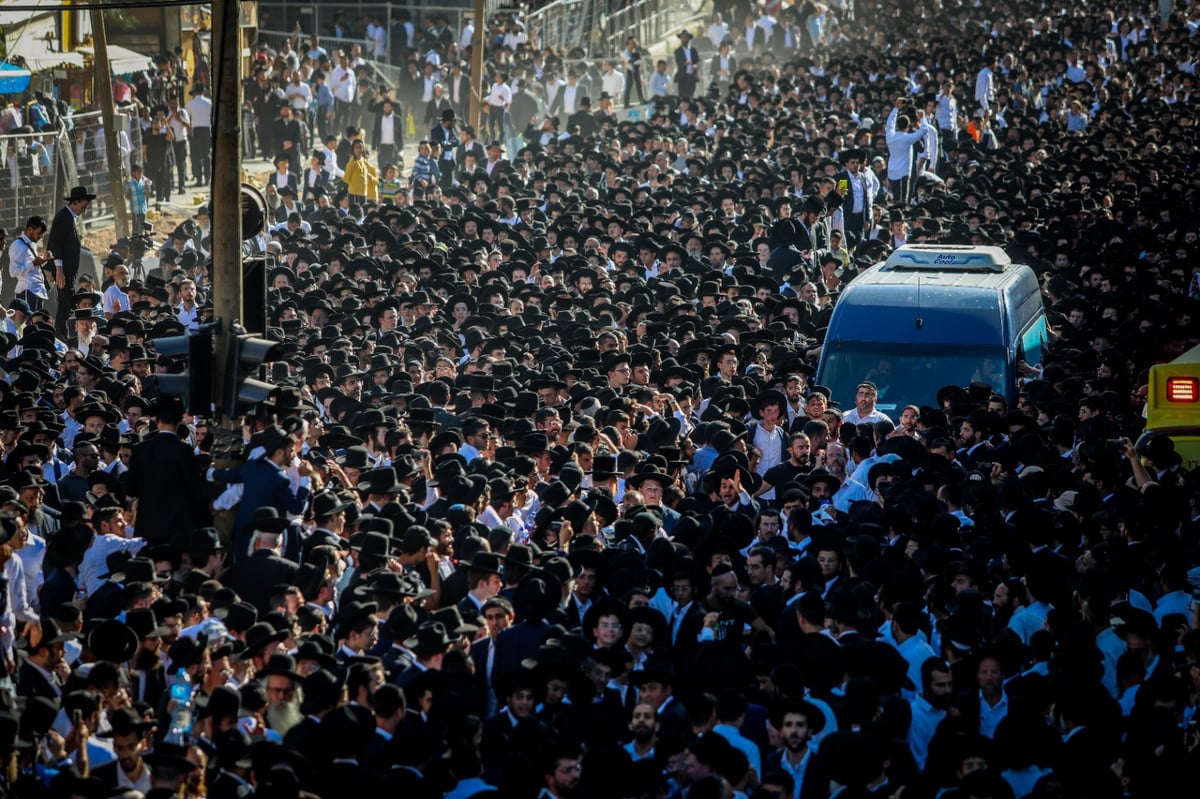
[491,619,549,686]
[47,205,82,280]
[764,748,830,799]
[126,431,210,545]
[16,660,60,701]
[456,140,486,169]
[273,118,303,159]
[38,567,78,619]
[207,769,255,799]
[657,695,690,740]
[674,45,699,82]
[90,761,123,790]
[425,97,455,128]
[372,111,405,149]
[223,550,300,613]
[381,645,415,681]
[566,110,599,139]
[283,716,327,762]
[669,603,706,670]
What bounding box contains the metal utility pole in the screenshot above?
[211,0,243,421]
[469,0,485,131]
[89,0,130,239]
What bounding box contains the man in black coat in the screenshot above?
[124,397,209,545]
[273,105,304,175]
[371,96,403,171]
[221,508,301,612]
[16,620,75,701]
[762,699,831,799]
[47,186,93,337]
[429,109,459,189]
[673,31,700,99]
[490,575,559,685]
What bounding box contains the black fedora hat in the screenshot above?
[195,685,249,721]
[87,619,137,664]
[174,526,224,552]
[513,574,562,620]
[351,531,399,559]
[383,603,425,642]
[357,467,404,495]
[237,622,288,659]
[404,620,455,655]
[256,653,303,681]
[125,608,170,640]
[143,741,199,773]
[311,490,353,518]
[335,445,373,469]
[248,506,289,533]
[109,557,167,584]
[752,389,788,420]
[294,638,339,670]
[431,605,479,636]
[64,185,98,202]
[503,543,538,569]
[96,706,155,739]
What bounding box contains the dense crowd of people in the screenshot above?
[0,1,1199,798]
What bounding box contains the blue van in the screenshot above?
[815,245,1048,415]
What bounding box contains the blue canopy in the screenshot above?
[0,62,31,94]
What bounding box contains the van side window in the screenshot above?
[1020,316,1048,367]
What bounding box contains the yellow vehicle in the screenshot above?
[1138,343,1200,470]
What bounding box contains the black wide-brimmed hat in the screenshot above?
[65,186,97,202]
[404,621,455,656]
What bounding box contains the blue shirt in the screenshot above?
[445,776,498,799]
[907,695,945,770]
[713,724,761,778]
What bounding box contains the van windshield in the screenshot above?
[818,342,1009,413]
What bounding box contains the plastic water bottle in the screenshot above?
[165,669,194,744]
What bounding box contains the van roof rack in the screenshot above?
[881,244,1011,273]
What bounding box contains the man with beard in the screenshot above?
[623,702,659,762]
[258,653,304,737]
[763,698,827,799]
[907,658,954,770]
[92,706,154,791]
[539,745,582,799]
[700,563,772,646]
[757,433,813,501]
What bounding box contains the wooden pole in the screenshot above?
[88,0,130,239]
[469,0,485,132]
[211,0,243,420]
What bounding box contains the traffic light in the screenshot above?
[223,323,283,416]
[150,323,216,416]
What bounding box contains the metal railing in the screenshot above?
[67,108,145,231]
[0,130,62,239]
[527,0,691,59]
[256,2,512,63]
[0,113,136,238]
[600,0,676,58]
[525,0,589,55]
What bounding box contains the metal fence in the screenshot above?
[257,2,502,64]
[67,108,145,232]
[525,0,592,56]
[527,0,685,59]
[0,129,62,239]
[0,110,141,240]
